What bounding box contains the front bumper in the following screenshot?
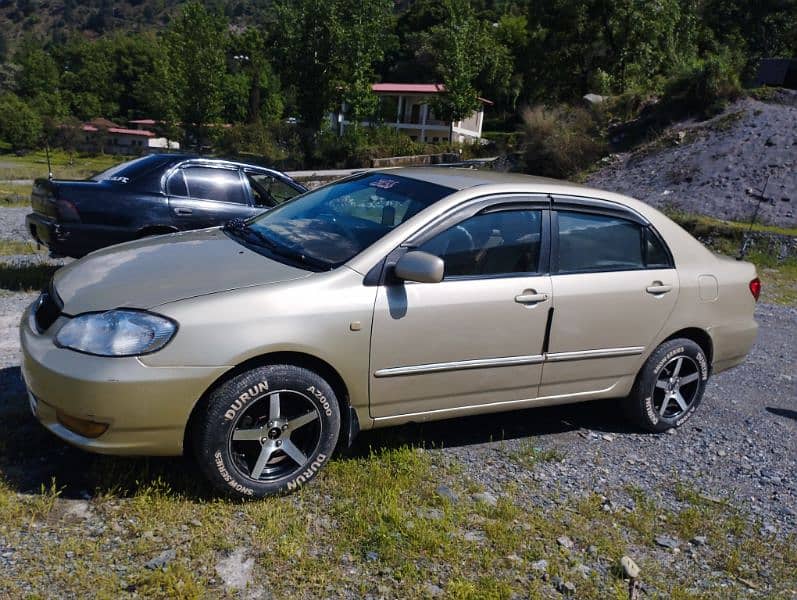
[20,303,228,456]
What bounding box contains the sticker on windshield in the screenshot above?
[369,177,399,190]
[108,176,130,183]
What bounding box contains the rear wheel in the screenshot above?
[625,338,709,432]
[193,365,340,498]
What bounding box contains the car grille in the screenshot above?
[33,289,62,333]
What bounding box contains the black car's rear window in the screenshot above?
[90,155,177,183]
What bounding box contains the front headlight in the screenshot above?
[55,310,177,357]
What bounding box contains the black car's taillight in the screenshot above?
[56,198,80,222]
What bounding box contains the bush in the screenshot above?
[215,121,303,168]
[662,52,742,118]
[0,92,42,151]
[521,105,606,178]
[312,126,437,168]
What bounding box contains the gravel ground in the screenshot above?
[426,302,797,534]
[588,94,797,227]
[0,289,794,534]
[0,207,30,241]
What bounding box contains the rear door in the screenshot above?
[540,199,679,398]
[168,166,251,229]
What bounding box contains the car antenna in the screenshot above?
[45,141,53,180]
[737,175,770,260]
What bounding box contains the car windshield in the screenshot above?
[90,155,176,183]
[230,172,453,270]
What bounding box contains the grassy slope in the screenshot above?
[665,211,797,305]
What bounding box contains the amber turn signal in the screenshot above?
[56,410,109,439]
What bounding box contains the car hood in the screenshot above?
[53,228,312,313]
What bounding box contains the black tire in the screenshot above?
[193,364,340,498]
[625,338,709,432]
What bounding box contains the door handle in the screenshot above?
[646,282,672,295]
[515,291,549,304]
[174,207,193,216]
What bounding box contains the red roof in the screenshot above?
[372,83,444,94]
[80,123,154,136]
[107,127,155,137]
[371,83,493,105]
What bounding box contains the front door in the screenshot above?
[541,208,679,397]
[369,207,552,419]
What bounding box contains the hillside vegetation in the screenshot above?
[0,0,795,167]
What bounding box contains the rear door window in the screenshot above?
[556,211,645,273]
[183,167,246,205]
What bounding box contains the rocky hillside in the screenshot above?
[588,91,797,228]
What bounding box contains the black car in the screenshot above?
[26,154,306,258]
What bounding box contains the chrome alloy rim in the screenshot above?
[228,389,321,482]
[653,356,701,419]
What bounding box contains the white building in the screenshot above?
[334,83,491,143]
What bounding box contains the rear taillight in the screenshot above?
[56,198,80,222]
[749,277,761,301]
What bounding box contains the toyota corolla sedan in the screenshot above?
[20,169,759,498]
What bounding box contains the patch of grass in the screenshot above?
[0,182,31,207]
[0,240,40,256]
[0,150,120,181]
[446,576,513,600]
[0,263,59,291]
[747,86,785,103]
[665,209,797,237]
[665,210,797,305]
[509,442,565,468]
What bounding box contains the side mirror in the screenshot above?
[394,251,444,284]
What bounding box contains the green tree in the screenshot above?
[273,0,393,132]
[702,0,797,78]
[227,28,283,124]
[414,0,512,140]
[0,92,42,150]
[56,36,119,119]
[13,38,65,118]
[155,2,228,146]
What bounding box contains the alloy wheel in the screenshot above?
[652,356,701,419]
[227,389,322,482]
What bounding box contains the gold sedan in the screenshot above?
[20,169,759,497]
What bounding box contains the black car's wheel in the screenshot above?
[194,365,340,498]
[625,338,709,432]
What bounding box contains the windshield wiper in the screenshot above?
[223,220,331,271]
[224,219,276,249]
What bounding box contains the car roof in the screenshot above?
[145,154,282,173]
[373,167,592,193]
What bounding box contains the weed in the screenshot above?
[509,442,565,468]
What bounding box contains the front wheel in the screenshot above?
[193,365,340,498]
[625,338,709,432]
